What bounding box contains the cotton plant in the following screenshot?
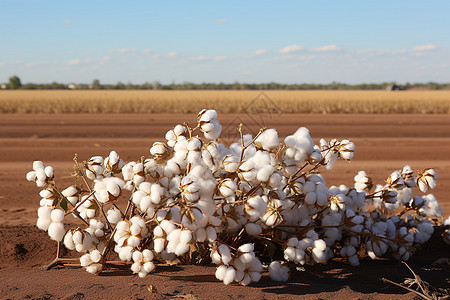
[26,109,447,286]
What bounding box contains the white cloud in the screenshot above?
[167,51,178,58]
[191,56,208,61]
[413,44,437,51]
[253,49,270,56]
[279,45,304,53]
[214,19,228,24]
[143,48,153,54]
[63,19,72,25]
[68,59,81,65]
[108,48,136,54]
[311,44,340,52]
[214,56,227,61]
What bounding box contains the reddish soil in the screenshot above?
[0,113,449,299]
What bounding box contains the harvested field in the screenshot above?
[0,113,449,299]
[1,90,450,113]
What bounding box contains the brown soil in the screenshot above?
[0,113,449,299]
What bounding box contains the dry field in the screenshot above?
[0,112,449,299]
[1,90,450,113]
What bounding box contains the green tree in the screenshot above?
[9,75,22,89]
[91,79,101,89]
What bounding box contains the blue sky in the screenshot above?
[1,1,449,84]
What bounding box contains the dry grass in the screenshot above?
[0,90,449,114]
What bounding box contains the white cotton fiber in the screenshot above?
[215,265,227,281]
[26,171,37,182]
[245,223,262,236]
[36,217,51,231]
[33,161,45,171]
[255,129,279,150]
[51,209,65,223]
[44,166,54,178]
[48,222,65,241]
[269,261,289,282]
[223,267,236,285]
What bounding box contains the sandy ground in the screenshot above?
[0,113,449,299]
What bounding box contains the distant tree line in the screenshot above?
[2,76,450,90]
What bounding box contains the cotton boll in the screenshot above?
[223,267,236,285]
[249,271,261,283]
[245,223,262,236]
[312,247,327,263]
[206,226,217,242]
[223,155,239,173]
[218,179,237,198]
[193,227,206,242]
[36,217,52,231]
[119,246,133,262]
[204,123,222,140]
[217,244,231,265]
[32,161,44,172]
[239,252,256,265]
[153,238,165,253]
[38,206,52,219]
[179,230,193,244]
[255,129,279,150]
[50,209,65,223]
[143,261,155,273]
[215,265,227,281]
[26,171,37,182]
[80,253,93,267]
[36,168,47,182]
[48,222,66,241]
[417,168,438,193]
[175,243,190,256]
[303,181,315,194]
[284,247,296,261]
[44,166,54,179]
[269,261,289,282]
[238,243,254,253]
[90,250,102,263]
[348,255,360,266]
[256,165,274,182]
[304,192,317,205]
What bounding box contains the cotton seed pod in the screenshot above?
[180,180,200,202]
[197,109,218,123]
[222,155,239,173]
[401,165,416,187]
[33,161,45,171]
[51,209,65,223]
[48,222,66,242]
[417,168,438,193]
[244,223,262,236]
[85,156,105,180]
[106,207,122,225]
[150,142,169,158]
[217,244,232,265]
[26,171,37,182]
[386,171,406,190]
[61,186,81,205]
[338,140,355,160]
[104,151,124,174]
[223,266,236,285]
[218,179,237,198]
[202,119,222,140]
[269,261,290,282]
[44,166,54,179]
[354,171,373,191]
[254,128,279,150]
